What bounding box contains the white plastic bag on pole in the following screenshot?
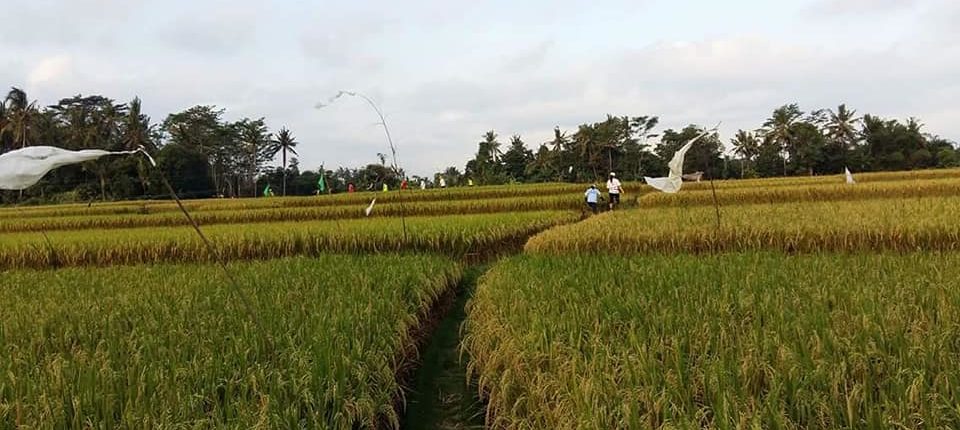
[643,128,713,194]
[0,146,145,190]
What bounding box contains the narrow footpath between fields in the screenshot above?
[399,210,594,429]
[401,265,488,430]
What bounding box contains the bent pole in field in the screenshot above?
[317,91,409,243]
[138,151,276,353]
[1,145,275,353]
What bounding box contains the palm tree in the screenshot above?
[825,104,860,152]
[121,97,157,192]
[762,103,803,176]
[547,126,569,181]
[3,87,38,149]
[0,101,8,153]
[270,127,298,196]
[730,130,759,178]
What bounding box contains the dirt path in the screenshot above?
[401,265,488,430]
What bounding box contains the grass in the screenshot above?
[402,265,488,430]
[463,252,960,429]
[0,254,461,428]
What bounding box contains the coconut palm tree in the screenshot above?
[730,130,759,178]
[270,127,298,196]
[121,97,157,192]
[0,101,8,153]
[762,103,803,176]
[825,104,860,151]
[3,87,38,149]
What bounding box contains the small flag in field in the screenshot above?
[318,175,326,193]
[364,198,377,216]
[263,184,273,197]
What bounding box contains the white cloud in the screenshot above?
[28,56,73,86]
[0,0,958,176]
[804,0,918,16]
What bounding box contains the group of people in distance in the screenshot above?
[584,172,622,214]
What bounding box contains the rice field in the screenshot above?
[0,194,594,233]
[0,211,577,269]
[462,169,960,429]
[0,182,646,220]
[526,197,960,254]
[464,253,960,429]
[1,254,461,428]
[3,168,960,428]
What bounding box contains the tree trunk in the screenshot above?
[99,173,107,202]
[282,148,287,196]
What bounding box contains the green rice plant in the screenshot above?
[525,197,960,254]
[0,254,461,428]
[463,252,960,429]
[640,177,960,208]
[0,194,602,233]
[0,211,578,269]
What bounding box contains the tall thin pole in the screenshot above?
[139,149,275,353]
[318,91,408,243]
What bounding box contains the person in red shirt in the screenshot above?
[400,179,408,190]
[347,183,355,193]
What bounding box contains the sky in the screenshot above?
[2,0,958,176]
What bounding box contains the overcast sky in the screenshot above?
[2,0,958,175]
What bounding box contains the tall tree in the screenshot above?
[501,135,534,182]
[268,127,298,196]
[467,131,505,184]
[730,130,759,178]
[761,104,803,176]
[655,125,724,179]
[3,87,38,149]
[235,118,272,197]
[547,127,570,181]
[120,97,157,192]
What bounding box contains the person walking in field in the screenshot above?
[584,184,601,214]
[606,172,622,210]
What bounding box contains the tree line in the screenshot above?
[462,104,959,185]
[2,86,957,204]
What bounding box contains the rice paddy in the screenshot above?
[464,253,960,429]
[1,255,460,428]
[3,169,960,428]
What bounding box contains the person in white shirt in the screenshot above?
[584,184,601,214]
[606,172,622,210]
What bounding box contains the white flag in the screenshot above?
[845,167,856,184]
[0,146,147,191]
[364,198,377,216]
[643,128,713,194]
